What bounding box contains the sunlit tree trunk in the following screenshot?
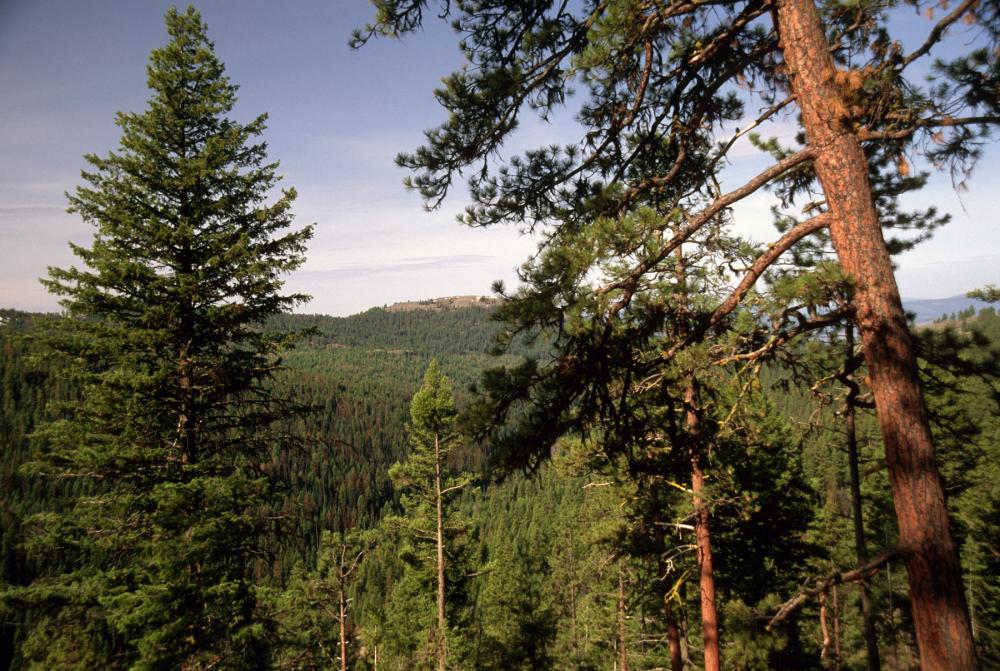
[685,381,719,671]
[775,1,978,668]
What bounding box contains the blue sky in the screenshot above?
[1,1,996,315]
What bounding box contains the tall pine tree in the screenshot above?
[386,360,470,671]
[8,7,312,669]
[356,1,998,665]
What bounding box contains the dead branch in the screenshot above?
[767,545,906,630]
[859,115,1000,141]
[899,0,981,70]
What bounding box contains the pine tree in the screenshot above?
[386,360,469,671]
[276,530,374,671]
[356,1,998,666]
[7,7,312,669]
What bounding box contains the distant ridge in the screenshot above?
[378,293,991,324]
[384,295,497,313]
[903,294,992,324]
[375,293,990,323]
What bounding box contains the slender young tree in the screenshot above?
[389,360,468,671]
[10,7,312,669]
[276,530,373,671]
[356,1,998,666]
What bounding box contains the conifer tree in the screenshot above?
[387,360,469,671]
[276,530,373,671]
[356,1,998,666]
[8,7,312,669]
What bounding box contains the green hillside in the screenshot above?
[2,303,998,670]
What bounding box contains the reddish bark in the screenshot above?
[774,0,978,668]
[686,383,720,671]
[665,607,683,671]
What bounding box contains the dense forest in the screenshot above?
[2,302,999,670]
[2,2,1000,670]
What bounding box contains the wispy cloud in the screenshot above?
[298,254,493,279]
[0,205,65,218]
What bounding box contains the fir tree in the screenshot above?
[7,7,312,669]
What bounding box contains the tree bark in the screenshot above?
[774,1,978,668]
[654,512,684,671]
[665,604,684,671]
[435,432,447,671]
[844,324,882,671]
[686,382,720,671]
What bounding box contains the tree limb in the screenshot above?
[859,115,1000,141]
[600,147,816,315]
[899,0,981,70]
[767,545,906,630]
[713,306,851,366]
[705,213,830,332]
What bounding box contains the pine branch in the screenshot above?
[899,0,982,70]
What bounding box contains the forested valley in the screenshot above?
[2,2,1000,670]
[3,300,999,670]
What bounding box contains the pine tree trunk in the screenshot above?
[774,1,978,668]
[679,585,691,669]
[845,324,881,671]
[435,432,447,671]
[653,515,684,671]
[686,382,720,671]
[665,604,684,671]
[655,520,684,671]
[178,200,196,466]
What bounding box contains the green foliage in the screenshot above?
[274,528,375,670]
[722,595,789,671]
[2,7,311,669]
[5,301,1000,669]
[968,285,1000,304]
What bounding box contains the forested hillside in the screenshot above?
[2,3,998,669]
[3,302,998,670]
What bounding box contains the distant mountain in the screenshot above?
[903,294,991,324]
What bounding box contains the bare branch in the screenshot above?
[709,95,796,170]
[439,481,470,496]
[767,545,906,629]
[713,307,851,366]
[899,0,981,70]
[860,115,1000,141]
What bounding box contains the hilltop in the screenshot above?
[383,295,497,312]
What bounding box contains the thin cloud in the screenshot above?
[298,254,494,279]
[0,205,65,218]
